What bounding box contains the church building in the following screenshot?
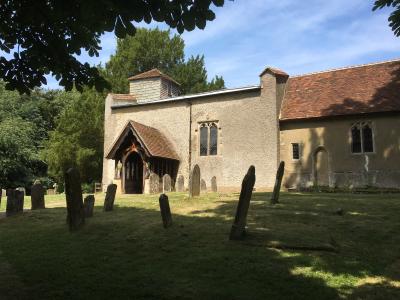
[102,59,400,193]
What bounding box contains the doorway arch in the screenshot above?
[313,146,330,187]
[123,151,144,194]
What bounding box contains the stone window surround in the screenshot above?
[291,142,302,161]
[350,121,376,155]
[197,121,221,157]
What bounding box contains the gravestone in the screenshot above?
[104,184,117,212]
[65,168,85,231]
[31,183,45,210]
[229,166,256,240]
[149,173,160,194]
[200,179,207,192]
[84,195,95,217]
[189,165,201,197]
[0,189,7,208]
[6,189,24,217]
[271,161,285,205]
[163,174,172,193]
[211,176,218,192]
[176,175,184,192]
[16,187,26,194]
[159,194,172,228]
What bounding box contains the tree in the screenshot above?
[374,0,400,36]
[172,55,225,94]
[105,28,185,93]
[0,0,226,94]
[0,118,42,188]
[0,81,66,188]
[43,88,105,184]
[105,28,224,94]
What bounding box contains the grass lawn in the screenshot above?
[0,192,399,299]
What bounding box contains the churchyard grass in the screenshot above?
[0,192,399,299]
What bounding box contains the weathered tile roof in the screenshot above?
[260,67,289,77]
[130,121,179,160]
[111,94,136,101]
[106,121,179,161]
[127,68,181,86]
[280,60,400,121]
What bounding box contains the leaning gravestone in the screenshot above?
[31,183,45,210]
[104,184,117,212]
[189,165,201,197]
[6,189,24,217]
[271,161,285,205]
[176,175,184,192]
[149,173,160,194]
[65,168,85,231]
[200,179,207,192]
[159,194,173,228]
[211,176,218,192]
[84,195,95,218]
[229,166,256,240]
[163,174,172,193]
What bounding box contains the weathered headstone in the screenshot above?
[189,165,201,197]
[65,168,85,231]
[83,195,95,218]
[271,161,285,205]
[16,187,26,194]
[176,175,184,192]
[163,174,172,193]
[0,189,7,208]
[149,173,160,194]
[31,183,45,210]
[229,166,256,240]
[104,184,117,212]
[200,179,207,192]
[159,194,172,228]
[6,189,24,217]
[211,176,217,192]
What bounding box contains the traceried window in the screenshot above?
[362,124,374,153]
[199,122,219,156]
[209,124,218,155]
[200,125,208,156]
[351,122,374,154]
[292,143,300,160]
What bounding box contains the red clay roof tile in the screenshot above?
[105,120,179,161]
[111,94,136,101]
[127,68,180,86]
[281,60,400,121]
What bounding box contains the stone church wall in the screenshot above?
[103,71,284,192]
[190,72,281,191]
[102,96,190,189]
[280,114,400,189]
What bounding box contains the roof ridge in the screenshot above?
[291,58,400,78]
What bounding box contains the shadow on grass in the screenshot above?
[0,192,399,299]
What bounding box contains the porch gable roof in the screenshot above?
[105,120,179,161]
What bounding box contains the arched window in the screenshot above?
[362,124,374,153]
[209,124,218,155]
[351,122,374,154]
[200,125,208,156]
[351,125,362,153]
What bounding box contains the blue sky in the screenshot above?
[46,1,400,89]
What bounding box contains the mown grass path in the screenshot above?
[0,192,399,299]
